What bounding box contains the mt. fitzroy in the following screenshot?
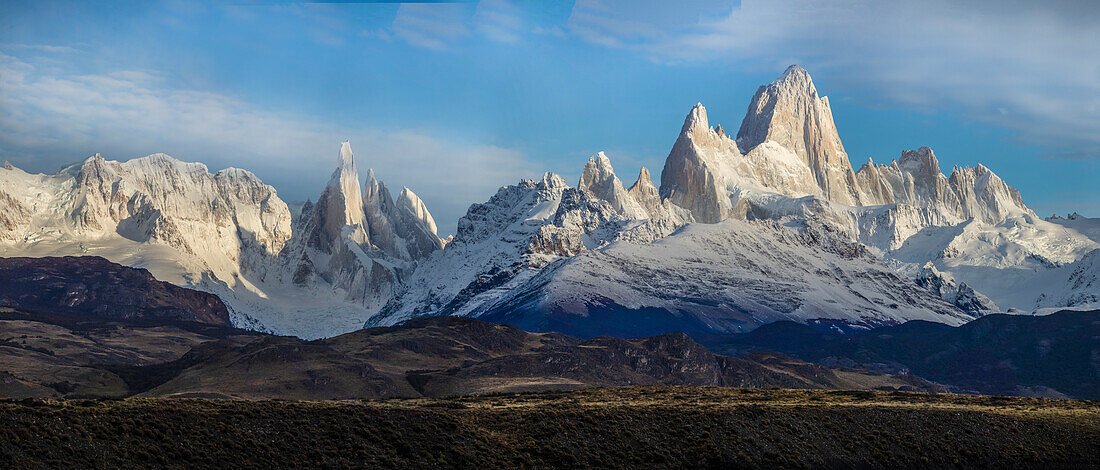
[1,65,1096,338]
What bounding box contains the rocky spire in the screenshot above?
[659,103,741,223]
[578,152,648,219]
[736,64,861,205]
[328,141,366,227]
[308,142,369,251]
[628,167,657,198]
[397,187,438,237]
[360,167,444,261]
[627,166,668,219]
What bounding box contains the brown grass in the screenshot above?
[0,386,1096,469]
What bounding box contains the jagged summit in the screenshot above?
[578,151,647,219]
[314,142,366,248]
[338,141,355,170]
[681,102,710,135]
[305,143,443,259]
[735,64,858,205]
[285,142,444,330]
[659,104,744,223]
[897,146,941,176]
[659,66,1034,227]
[539,171,569,189]
[629,167,653,192]
[397,186,440,239]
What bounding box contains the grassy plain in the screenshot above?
[1,386,1096,469]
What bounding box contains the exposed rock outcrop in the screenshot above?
[0,256,231,325]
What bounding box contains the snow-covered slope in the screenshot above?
[1029,213,1100,309]
[375,171,637,325]
[1046,213,1100,244]
[474,218,972,337]
[371,151,971,336]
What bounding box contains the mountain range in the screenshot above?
[0,65,1096,340]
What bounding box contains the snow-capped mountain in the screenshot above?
[374,65,1096,333]
[0,143,441,338]
[1,65,1095,338]
[376,170,635,324]
[0,153,291,288]
[372,149,971,336]
[656,65,1097,312]
[282,142,443,316]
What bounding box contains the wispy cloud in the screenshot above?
[392,3,472,51]
[0,50,540,236]
[565,0,1100,160]
[473,0,525,44]
[379,1,533,50]
[0,43,81,54]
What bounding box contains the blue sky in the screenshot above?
[1,0,1098,235]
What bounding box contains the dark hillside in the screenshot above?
[698,309,1100,398]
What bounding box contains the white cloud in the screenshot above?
[0,51,540,236]
[566,0,1100,159]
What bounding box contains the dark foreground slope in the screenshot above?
[1,387,1096,469]
[0,307,938,400]
[0,256,231,326]
[123,316,941,399]
[697,309,1100,399]
[0,308,260,398]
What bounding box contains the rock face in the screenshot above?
[70,153,294,280]
[854,147,1030,224]
[0,256,231,325]
[659,103,747,223]
[913,264,999,316]
[660,66,1033,231]
[307,141,368,252]
[737,65,861,205]
[74,153,293,252]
